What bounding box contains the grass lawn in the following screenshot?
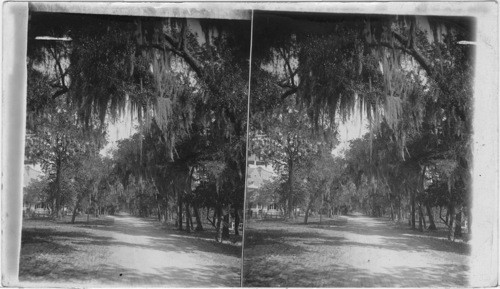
[19,215,115,283]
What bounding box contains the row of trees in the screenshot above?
[248,14,473,241]
[25,13,250,241]
[25,12,473,242]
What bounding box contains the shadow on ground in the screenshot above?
[243,215,469,287]
[87,215,241,258]
[251,216,470,256]
[244,258,467,287]
[20,262,239,287]
[20,215,240,287]
[24,215,240,258]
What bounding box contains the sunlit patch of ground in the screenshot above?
[243,214,469,287]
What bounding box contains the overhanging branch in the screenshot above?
[280,86,298,100]
[161,32,223,98]
[52,87,69,99]
[391,31,434,78]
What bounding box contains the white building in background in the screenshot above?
[246,155,281,217]
[23,163,43,187]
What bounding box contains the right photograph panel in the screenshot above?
[244,11,474,287]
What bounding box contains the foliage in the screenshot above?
[23,177,50,206]
[250,13,473,240]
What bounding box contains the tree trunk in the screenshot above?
[163,195,168,223]
[419,205,426,231]
[448,201,456,241]
[157,200,162,222]
[466,205,471,234]
[189,210,194,230]
[185,203,191,233]
[221,205,230,239]
[234,209,240,236]
[304,196,315,224]
[417,206,423,231]
[222,211,230,239]
[193,205,203,231]
[287,158,294,219]
[215,205,222,242]
[304,206,310,224]
[177,191,183,230]
[390,201,394,221]
[397,197,402,221]
[55,156,62,219]
[426,205,437,230]
[455,206,462,238]
[410,190,416,230]
[71,196,83,224]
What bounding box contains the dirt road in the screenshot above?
[99,214,240,287]
[243,214,469,287]
[19,214,240,287]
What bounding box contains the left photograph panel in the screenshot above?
[20,7,250,287]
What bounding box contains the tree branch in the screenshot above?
[162,33,217,95]
[48,46,69,99]
[374,35,452,98]
[138,44,175,53]
[52,87,69,100]
[277,47,298,87]
[391,31,434,78]
[280,86,298,100]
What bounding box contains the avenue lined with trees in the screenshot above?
[244,12,473,287]
[247,13,473,240]
[24,13,249,240]
[21,11,249,285]
[19,8,476,287]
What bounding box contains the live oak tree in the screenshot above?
[25,94,106,218]
[250,94,337,219]
[299,152,340,224]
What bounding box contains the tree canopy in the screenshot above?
[248,12,474,240]
[26,12,250,240]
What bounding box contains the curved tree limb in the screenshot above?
[280,86,298,100]
[391,31,434,78]
[47,45,70,99]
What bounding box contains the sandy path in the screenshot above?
[244,214,469,287]
[92,214,241,287]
